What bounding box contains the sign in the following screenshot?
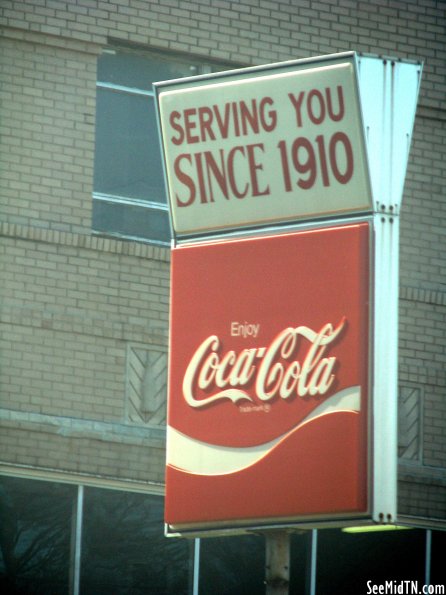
[155,54,373,236]
[165,222,371,532]
[159,53,423,534]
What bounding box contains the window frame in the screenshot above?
[92,47,233,246]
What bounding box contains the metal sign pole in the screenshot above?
[265,531,290,595]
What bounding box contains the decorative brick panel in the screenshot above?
[127,346,167,426]
[398,385,422,463]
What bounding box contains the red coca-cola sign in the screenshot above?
[166,222,371,531]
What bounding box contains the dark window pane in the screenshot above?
[290,531,311,594]
[94,91,165,204]
[92,199,170,243]
[0,476,75,595]
[98,52,196,90]
[80,488,190,595]
[199,533,264,595]
[431,529,446,584]
[316,528,426,595]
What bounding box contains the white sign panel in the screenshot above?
[155,54,373,236]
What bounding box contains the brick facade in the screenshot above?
[1,0,445,524]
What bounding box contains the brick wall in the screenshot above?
[0,222,169,485]
[1,1,445,233]
[0,34,97,233]
[1,1,444,98]
[1,0,445,519]
[398,102,446,521]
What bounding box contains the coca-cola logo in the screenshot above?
[168,222,370,449]
[183,317,346,409]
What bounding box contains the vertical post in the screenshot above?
[193,538,200,595]
[265,531,290,595]
[425,530,432,587]
[70,485,84,595]
[372,212,399,524]
[304,529,318,595]
[308,529,317,595]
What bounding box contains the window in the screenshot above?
[0,477,76,594]
[316,528,427,595]
[199,533,264,595]
[0,478,190,595]
[92,48,227,245]
[0,476,444,594]
[80,488,190,594]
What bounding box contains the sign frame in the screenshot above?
[154,51,374,241]
[164,216,382,537]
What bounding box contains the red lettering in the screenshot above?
[174,154,195,206]
[198,107,216,142]
[247,143,269,197]
[260,96,277,132]
[168,98,277,145]
[214,103,232,139]
[278,139,292,192]
[307,89,325,125]
[315,135,330,186]
[278,133,354,190]
[170,110,184,145]
[326,86,345,122]
[288,91,305,127]
[240,100,259,136]
[329,132,354,184]
[228,146,249,199]
[292,137,316,190]
[288,87,345,128]
[184,108,199,144]
[204,150,229,202]
[172,143,270,205]
[194,153,208,203]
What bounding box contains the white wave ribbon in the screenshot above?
[167,385,361,476]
